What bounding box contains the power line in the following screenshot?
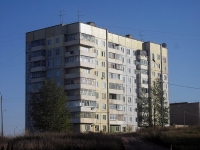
[99,25,200,37]
[168,83,200,90]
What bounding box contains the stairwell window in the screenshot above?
[47,39,51,45]
[56,38,60,43]
[102,61,106,67]
[102,104,106,110]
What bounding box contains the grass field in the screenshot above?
[136,126,200,150]
[1,126,200,150]
[0,132,124,150]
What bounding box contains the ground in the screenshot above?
[121,134,170,150]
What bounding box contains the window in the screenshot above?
[94,49,98,55]
[102,61,106,67]
[164,75,168,80]
[116,126,120,132]
[56,38,60,43]
[152,62,155,68]
[96,114,99,119]
[102,104,106,110]
[132,50,135,56]
[135,117,138,122]
[102,93,106,99]
[95,125,99,131]
[94,71,98,76]
[121,47,124,53]
[83,69,90,74]
[128,97,132,103]
[141,88,148,93]
[158,64,161,69]
[55,49,60,55]
[142,79,148,84]
[47,39,51,45]
[127,58,130,64]
[158,73,161,78]
[96,93,99,99]
[128,77,132,83]
[56,70,60,76]
[164,66,167,71]
[163,57,167,63]
[152,72,155,77]
[102,72,105,79]
[103,115,106,120]
[101,51,106,57]
[129,117,132,122]
[128,68,131,73]
[157,54,160,60]
[103,125,106,132]
[96,103,99,109]
[102,41,105,47]
[95,81,98,87]
[128,87,132,93]
[127,49,130,55]
[152,53,155,59]
[56,59,61,65]
[85,124,90,131]
[102,82,106,88]
[96,60,98,66]
[129,107,132,112]
[47,50,51,56]
[122,57,124,62]
[95,39,98,45]
[124,116,126,122]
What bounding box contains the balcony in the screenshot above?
[64,39,79,47]
[65,84,95,90]
[109,89,123,95]
[109,99,124,105]
[67,95,96,101]
[31,56,45,62]
[71,118,96,124]
[31,77,46,83]
[65,50,96,58]
[69,106,96,113]
[110,120,124,125]
[65,73,96,79]
[31,66,46,72]
[65,61,95,69]
[31,45,46,52]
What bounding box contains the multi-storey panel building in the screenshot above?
[25,22,169,132]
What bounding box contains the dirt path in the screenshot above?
[121,134,170,150]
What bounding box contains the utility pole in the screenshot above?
[0,93,3,137]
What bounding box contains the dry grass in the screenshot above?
[136,126,200,150]
[0,132,124,150]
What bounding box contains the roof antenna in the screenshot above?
[59,10,65,24]
[139,31,145,41]
[77,11,84,22]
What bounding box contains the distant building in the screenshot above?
[25,21,169,132]
[170,102,200,126]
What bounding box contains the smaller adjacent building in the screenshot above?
[170,102,200,126]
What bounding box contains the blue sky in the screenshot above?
[0,0,199,136]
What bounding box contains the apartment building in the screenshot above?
[25,22,169,132]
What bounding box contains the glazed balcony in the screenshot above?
[31,66,46,72]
